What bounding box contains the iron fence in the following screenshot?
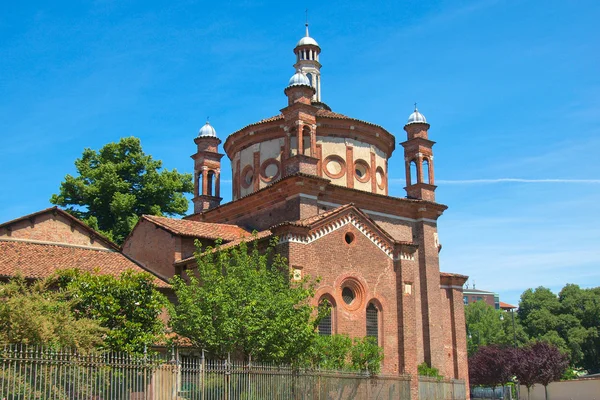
[0,345,415,399]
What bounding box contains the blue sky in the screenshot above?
[1,0,599,306]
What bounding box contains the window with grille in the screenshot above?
[318,300,332,336]
[366,303,379,341]
[342,287,355,305]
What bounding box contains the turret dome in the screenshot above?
[406,107,427,125]
[288,71,311,87]
[198,121,217,138]
[295,24,320,48]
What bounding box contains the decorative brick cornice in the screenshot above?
[277,210,416,261]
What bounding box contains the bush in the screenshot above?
[418,362,443,379]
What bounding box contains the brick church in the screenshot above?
[0,23,469,397]
[122,24,469,389]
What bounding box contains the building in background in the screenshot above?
[462,285,517,311]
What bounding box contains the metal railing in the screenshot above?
[0,345,414,399]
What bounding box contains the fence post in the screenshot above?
[201,349,205,400]
[224,353,231,400]
[247,354,252,398]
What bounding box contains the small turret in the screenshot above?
[401,106,437,201]
[192,121,224,212]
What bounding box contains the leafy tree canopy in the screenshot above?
[52,269,167,354]
[418,362,443,379]
[465,301,528,355]
[518,285,600,373]
[513,342,569,400]
[468,345,514,389]
[0,276,106,351]
[300,334,383,374]
[50,137,193,244]
[169,238,320,364]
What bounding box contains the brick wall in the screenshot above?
[0,212,110,250]
[285,223,401,375]
[122,219,179,279]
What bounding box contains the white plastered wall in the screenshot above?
[318,136,387,194]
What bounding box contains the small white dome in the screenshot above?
[198,121,217,138]
[407,108,427,125]
[296,24,320,47]
[288,71,310,87]
[296,36,319,47]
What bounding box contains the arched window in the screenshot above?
[410,161,418,185]
[302,126,312,155]
[422,159,430,184]
[366,303,379,342]
[307,73,313,86]
[196,172,202,196]
[207,171,215,196]
[289,128,298,156]
[318,299,333,336]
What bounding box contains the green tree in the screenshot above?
[305,334,353,370]
[518,285,600,373]
[349,336,384,374]
[465,301,527,355]
[50,137,193,244]
[0,276,106,351]
[53,269,167,354]
[169,238,319,364]
[418,362,443,379]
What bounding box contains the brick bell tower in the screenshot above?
[401,106,437,202]
[192,121,223,213]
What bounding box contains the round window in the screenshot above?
[342,287,355,305]
[265,163,278,178]
[241,166,254,189]
[354,160,370,183]
[323,155,346,179]
[376,167,385,189]
[260,158,281,183]
[344,232,355,244]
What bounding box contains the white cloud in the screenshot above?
[391,178,600,185]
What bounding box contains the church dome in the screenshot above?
[198,121,217,138]
[295,23,320,47]
[288,71,310,87]
[406,108,427,125]
[296,36,319,47]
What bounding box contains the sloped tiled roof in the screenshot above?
[0,206,119,251]
[174,230,273,266]
[499,301,517,310]
[281,204,355,227]
[229,108,388,137]
[0,239,169,288]
[142,215,249,241]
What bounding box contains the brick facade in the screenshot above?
[121,27,470,399]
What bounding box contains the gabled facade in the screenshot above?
[0,207,169,288]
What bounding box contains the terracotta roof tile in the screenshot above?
[499,301,517,310]
[283,204,355,227]
[315,109,386,129]
[0,239,169,288]
[0,207,119,251]
[142,215,249,241]
[174,230,272,266]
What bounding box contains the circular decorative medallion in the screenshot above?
[260,158,281,183]
[376,166,386,190]
[339,278,365,311]
[241,165,254,189]
[323,155,346,179]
